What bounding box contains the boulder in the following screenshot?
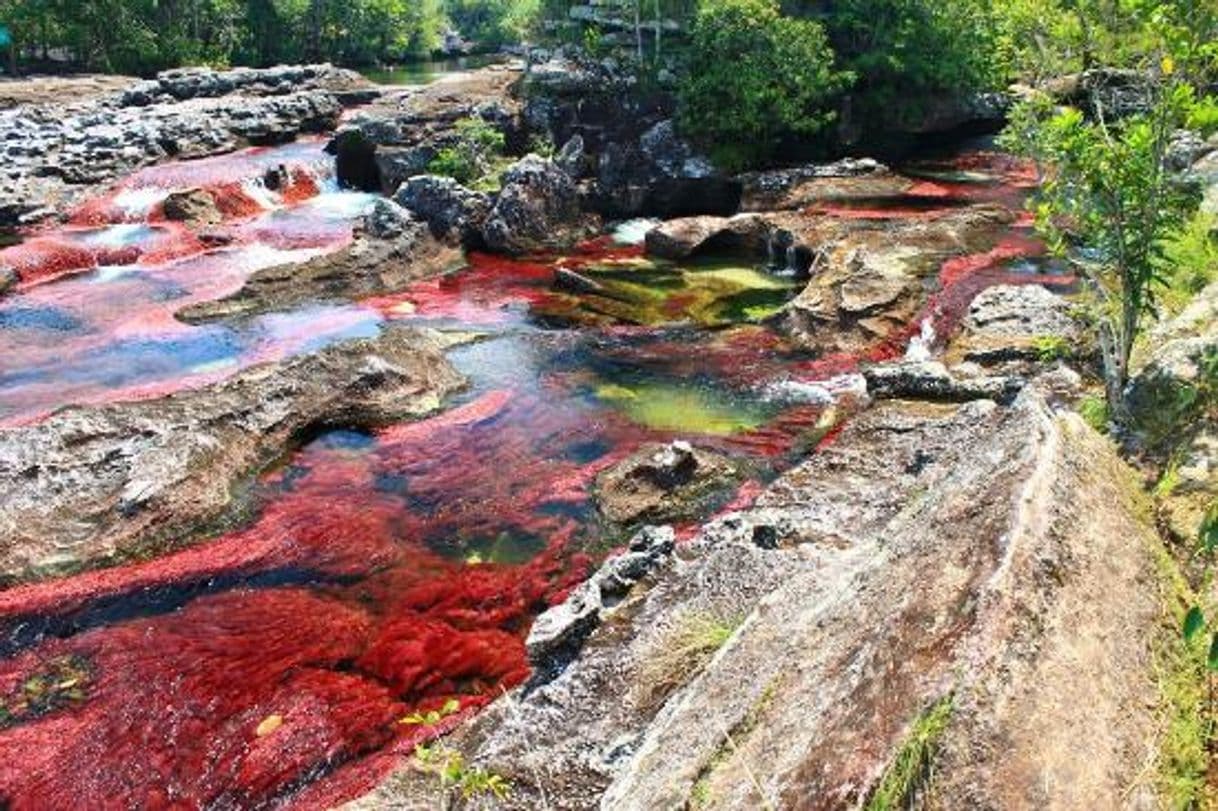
[595,441,739,526]
[643,214,771,260]
[863,360,1024,404]
[0,326,465,585]
[479,154,589,254]
[948,283,1082,367]
[393,174,491,245]
[160,188,222,226]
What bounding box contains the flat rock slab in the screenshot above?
[349,384,1164,810]
[0,326,465,585]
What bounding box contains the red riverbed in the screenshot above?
[0,142,1071,808]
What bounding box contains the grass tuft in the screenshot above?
[865,695,953,811]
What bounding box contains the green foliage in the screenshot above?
[1033,334,1071,362]
[818,0,1006,128]
[426,116,507,186]
[864,695,953,811]
[445,0,540,48]
[0,0,543,73]
[676,0,848,170]
[398,697,461,726]
[1160,211,1218,314]
[1000,64,1209,418]
[1077,393,1110,433]
[413,744,512,801]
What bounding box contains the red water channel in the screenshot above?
[0,140,1071,809]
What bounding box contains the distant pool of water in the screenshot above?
[361,54,505,86]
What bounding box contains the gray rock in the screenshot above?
[0,265,15,294]
[525,525,675,673]
[393,174,491,245]
[480,154,588,254]
[864,360,1024,404]
[555,133,586,178]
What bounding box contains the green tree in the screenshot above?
[1000,0,1216,420]
[676,0,848,170]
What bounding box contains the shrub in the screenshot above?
[677,0,849,170]
[426,117,507,186]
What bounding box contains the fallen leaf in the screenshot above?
[256,714,284,737]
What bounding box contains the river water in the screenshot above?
[0,118,1068,807]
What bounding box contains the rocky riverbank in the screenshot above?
[0,63,375,227]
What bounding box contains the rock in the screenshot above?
[863,360,1024,404]
[0,265,15,293]
[949,284,1082,367]
[179,199,460,321]
[374,145,437,192]
[118,63,372,107]
[160,188,222,226]
[351,389,1165,811]
[480,154,590,254]
[643,213,771,260]
[0,327,465,585]
[393,174,491,245]
[780,204,1016,356]
[738,157,894,212]
[638,119,714,179]
[595,441,738,526]
[525,525,675,675]
[553,266,607,296]
[555,133,586,177]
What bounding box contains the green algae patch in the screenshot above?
[594,380,771,435]
[537,257,799,328]
[865,695,954,811]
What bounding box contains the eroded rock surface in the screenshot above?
[349,384,1165,810]
[779,205,1015,355]
[0,326,465,585]
[949,283,1082,367]
[178,199,461,321]
[643,214,771,260]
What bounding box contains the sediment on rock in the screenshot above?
[0,326,466,585]
[348,383,1165,810]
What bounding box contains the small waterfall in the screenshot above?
[904,317,936,362]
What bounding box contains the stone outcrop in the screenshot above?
[119,63,374,107]
[348,383,1166,810]
[330,65,525,193]
[0,326,465,585]
[643,213,771,260]
[864,359,1024,403]
[948,283,1083,367]
[594,441,739,526]
[161,188,223,227]
[779,205,1016,355]
[0,64,369,225]
[178,199,461,321]
[479,154,592,254]
[393,175,493,245]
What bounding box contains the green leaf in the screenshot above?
[1208,633,1218,672]
[1184,606,1205,640]
[1200,510,1218,553]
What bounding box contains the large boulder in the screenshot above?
[479,154,590,254]
[0,326,465,585]
[948,283,1083,367]
[643,213,771,260]
[393,174,492,246]
[348,385,1167,810]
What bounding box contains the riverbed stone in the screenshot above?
[479,154,592,254]
[594,440,739,526]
